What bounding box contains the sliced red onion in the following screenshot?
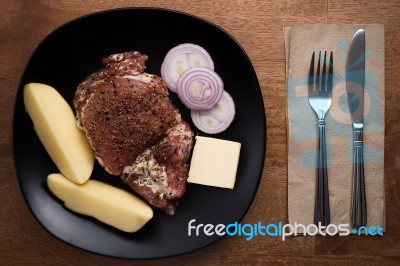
[176,67,224,110]
[161,43,214,92]
[191,91,235,134]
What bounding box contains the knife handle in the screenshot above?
[351,129,367,229]
[314,119,330,227]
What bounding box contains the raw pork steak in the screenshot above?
[74,51,193,214]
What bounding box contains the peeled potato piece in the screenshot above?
[23,83,94,184]
[47,173,153,233]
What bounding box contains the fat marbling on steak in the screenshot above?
[122,122,193,215]
[74,51,194,214]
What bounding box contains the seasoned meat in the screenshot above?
[74,51,149,113]
[73,51,194,214]
[122,122,193,215]
[74,52,181,175]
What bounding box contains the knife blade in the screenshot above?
[345,29,367,229]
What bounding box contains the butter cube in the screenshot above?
[188,136,241,189]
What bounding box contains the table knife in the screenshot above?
[345,29,367,229]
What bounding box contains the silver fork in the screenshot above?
[308,51,333,227]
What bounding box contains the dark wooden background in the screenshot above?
[1,1,399,265]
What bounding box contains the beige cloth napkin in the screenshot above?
[285,24,385,230]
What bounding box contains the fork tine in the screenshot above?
[328,52,333,92]
[316,51,321,92]
[321,51,327,91]
[309,51,315,91]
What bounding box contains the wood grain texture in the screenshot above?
[1,0,399,264]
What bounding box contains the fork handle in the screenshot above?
[351,129,367,229]
[314,119,330,227]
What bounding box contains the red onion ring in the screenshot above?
[191,91,235,134]
[161,43,214,92]
[176,67,224,110]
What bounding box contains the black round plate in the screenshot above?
[13,8,266,259]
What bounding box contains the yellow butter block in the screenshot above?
[188,136,241,189]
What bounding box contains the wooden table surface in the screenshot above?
[1,1,400,265]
